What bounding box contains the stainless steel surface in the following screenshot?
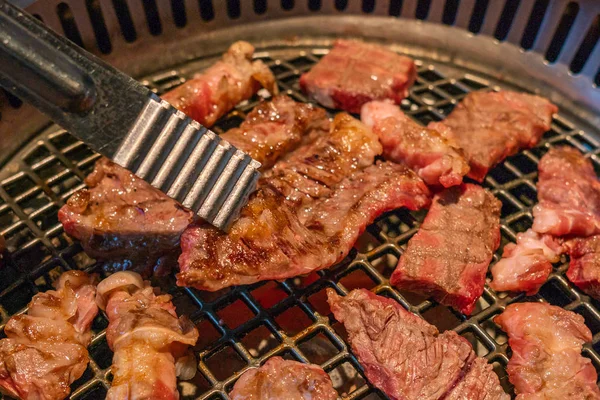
[0,1,261,231]
[1,1,600,399]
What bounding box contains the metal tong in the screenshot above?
[0,0,261,231]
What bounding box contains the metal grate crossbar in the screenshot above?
[1,46,600,400]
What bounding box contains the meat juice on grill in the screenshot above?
[300,40,416,113]
[0,271,99,400]
[229,357,338,400]
[96,271,199,400]
[495,302,600,399]
[428,91,557,182]
[162,41,277,127]
[177,113,431,291]
[533,146,600,237]
[491,147,600,296]
[361,100,469,187]
[327,289,509,400]
[391,184,501,315]
[59,96,325,276]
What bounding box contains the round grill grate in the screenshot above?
[1,45,600,400]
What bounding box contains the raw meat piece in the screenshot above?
[177,114,430,291]
[0,271,98,400]
[327,289,508,400]
[533,146,600,237]
[429,91,557,182]
[567,235,600,299]
[490,229,565,295]
[361,100,469,187]
[300,40,416,113]
[495,302,600,399]
[391,184,501,315]
[59,96,324,276]
[229,357,338,400]
[96,271,199,400]
[162,41,277,127]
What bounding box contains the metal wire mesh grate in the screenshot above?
[1,45,600,400]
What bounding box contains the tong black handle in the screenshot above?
[0,0,96,113]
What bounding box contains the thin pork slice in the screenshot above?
[59,96,325,276]
[229,357,338,400]
[533,146,600,237]
[96,271,199,400]
[567,235,600,300]
[300,40,416,113]
[361,100,469,187]
[429,91,557,182]
[495,302,600,399]
[177,114,430,291]
[327,289,508,400]
[0,271,98,400]
[490,229,565,295]
[391,184,501,315]
[162,41,277,127]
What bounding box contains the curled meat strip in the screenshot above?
[0,271,99,400]
[97,271,199,400]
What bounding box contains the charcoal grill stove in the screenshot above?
[2,0,600,399]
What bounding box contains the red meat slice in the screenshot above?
[391,184,501,315]
[300,40,416,113]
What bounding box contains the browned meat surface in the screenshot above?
[361,100,469,187]
[567,235,600,299]
[177,114,431,291]
[59,96,323,276]
[300,40,416,113]
[533,146,600,237]
[58,158,195,277]
[229,357,338,400]
[391,184,501,315]
[221,95,329,170]
[429,91,556,182]
[490,229,565,295]
[96,271,199,400]
[495,302,600,399]
[327,289,508,400]
[0,271,98,400]
[162,41,277,127]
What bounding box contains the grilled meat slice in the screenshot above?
[96,271,199,400]
[300,40,416,113]
[567,235,600,300]
[59,158,195,277]
[327,289,508,400]
[59,96,324,276]
[429,91,556,182]
[177,114,430,291]
[361,100,469,187]
[229,357,338,400]
[391,184,501,315]
[495,302,600,399]
[490,229,565,295]
[533,146,600,237]
[0,271,98,400]
[162,41,277,127]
